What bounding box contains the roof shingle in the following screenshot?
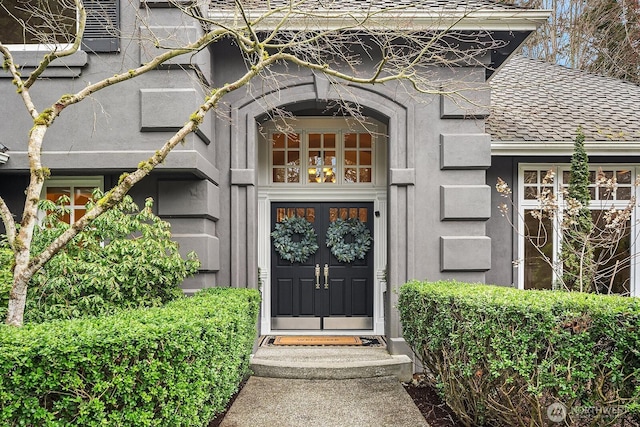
[488,55,640,142]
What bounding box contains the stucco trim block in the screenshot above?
[440,185,491,220]
[158,179,220,220]
[440,236,491,271]
[389,168,415,186]
[231,169,256,186]
[440,133,491,169]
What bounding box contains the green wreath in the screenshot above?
[326,218,372,263]
[271,216,319,263]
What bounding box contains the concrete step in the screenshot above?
[250,344,413,382]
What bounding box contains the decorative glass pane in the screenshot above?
[617,187,632,199]
[339,208,348,219]
[47,187,70,203]
[359,208,367,222]
[273,133,285,149]
[617,170,632,184]
[345,133,357,148]
[524,187,538,200]
[273,168,285,182]
[287,151,299,165]
[323,168,336,183]
[277,208,286,222]
[524,171,538,184]
[360,151,372,166]
[273,151,285,165]
[287,168,300,183]
[344,168,357,183]
[360,168,372,182]
[306,208,315,222]
[360,134,372,148]
[287,134,300,148]
[324,151,336,166]
[74,187,92,205]
[329,208,338,222]
[324,134,336,148]
[345,151,357,165]
[308,168,319,183]
[309,133,321,148]
[349,208,358,219]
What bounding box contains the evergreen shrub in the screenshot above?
[0,287,260,426]
[399,280,640,427]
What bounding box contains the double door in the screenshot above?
[270,202,374,330]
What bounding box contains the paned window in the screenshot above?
[42,177,103,224]
[270,131,374,185]
[1,0,76,46]
[518,165,636,296]
[1,0,119,52]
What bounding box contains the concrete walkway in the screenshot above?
[219,376,429,427]
[219,342,429,427]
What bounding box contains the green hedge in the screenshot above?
[399,280,640,427]
[0,287,260,427]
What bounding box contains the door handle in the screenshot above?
[315,264,321,289]
[324,264,329,289]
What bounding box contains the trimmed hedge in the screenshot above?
[399,280,640,427]
[0,287,260,426]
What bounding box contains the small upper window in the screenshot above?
[1,0,120,52]
[0,0,76,48]
[42,177,103,224]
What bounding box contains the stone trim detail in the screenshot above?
[440,236,491,271]
[389,168,415,186]
[440,185,491,220]
[440,133,491,170]
[231,169,256,186]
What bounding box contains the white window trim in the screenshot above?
[517,164,639,296]
[40,176,104,223]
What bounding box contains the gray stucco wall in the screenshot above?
[1,1,536,347]
[0,1,220,287]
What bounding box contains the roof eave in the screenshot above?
[492,141,640,157]
[207,9,551,32]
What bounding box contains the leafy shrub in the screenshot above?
[5,193,200,323]
[0,287,260,426]
[0,242,11,321]
[399,280,640,427]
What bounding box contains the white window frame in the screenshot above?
[40,176,104,223]
[517,164,639,296]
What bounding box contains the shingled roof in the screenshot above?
[488,55,640,143]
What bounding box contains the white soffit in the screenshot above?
[492,141,640,157]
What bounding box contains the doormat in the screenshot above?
[262,336,386,347]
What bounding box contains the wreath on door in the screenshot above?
[271,216,319,263]
[325,218,372,263]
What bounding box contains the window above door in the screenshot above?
[264,118,383,187]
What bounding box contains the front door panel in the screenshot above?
[271,202,374,330]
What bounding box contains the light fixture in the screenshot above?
[0,143,9,165]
